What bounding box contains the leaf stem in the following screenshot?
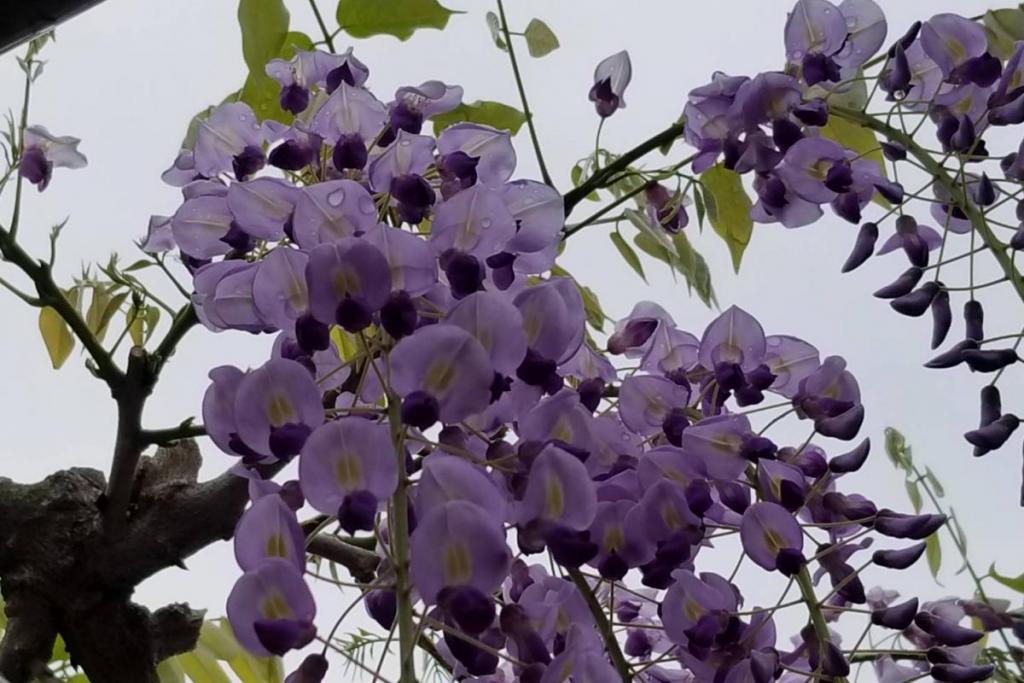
[566,567,632,682]
[495,0,553,187]
[308,0,335,52]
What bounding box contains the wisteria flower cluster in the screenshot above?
[127,25,1023,679]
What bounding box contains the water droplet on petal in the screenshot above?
[792,50,804,60]
[846,16,857,28]
[328,189,346,207]
[480,218,492,229]
[359,195,376,215]
[400,139,411,147]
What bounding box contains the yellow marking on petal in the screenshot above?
[443,542,473,585]
[765,529,784,554]
[335,452,363,490]
[810,159,831,181]
[661,503,682,531]
[424,359,457,395]
[267,392,296,426]
[332,268,360,297]
[684,597,704,623]
[946,38,967,63]
[543,477,565,520]
[711,433,741,454]
[261,592,293,620]
[550,416,574,443]
[664,468,689,486]
[523,313,541,345]
[603,525,625,553]
[265,533,290,559]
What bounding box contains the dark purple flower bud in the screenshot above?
[719,481,750,514]
[741,435,777,462]
[788,446,828,477]
[925,339,978,369]
[793,100,828,127]
[927,647,956,664]
[285,653,329,683]
[750,649,779,683]
[662,408,690,447]
[872,597,919,630]
[829,438,870,473]
[1012,225,1024,250]
[269,423,312,460]
[802,52,841,86]
[18,146,51,188]
[439,585,495,634]
[842,222,879,273]
[873,541,927,569]
[931,290,952,349]
[772,118,804,152]
[915,612,984,647]
[931,663,997,683]
[952,53,1002,88]
[949,116,976,153]
[964,300,984,341]
[607,318,658,354]
[516,348,559,391]
[440,249,484,299]
[936,114,959,150]
[325,62,357,93]
[962,599,1014,631]
[295,312,330,354]
[445,630,499,676]
[991,88,1024,126]
[685,479,713,517]
[253,619,317,656]
[279,480,305,511]
[832,191,863,224]
[220,222,255,253]
[401,390,440,429]
[757,174,789,210]
[233,145,266,180]
[962,348,1019,372]
[439,151,480,197]
[388,101,424,136]
[815,404,865,441]
[715,361,745,391]
[624,629,652,658]
[338,490,377,534]
[543,525,598,567]
[335,297,372,332]
[965,414,1019,454]
[617,600,641,623]
[874,267,923,298]
[578,378,605,413]
[279,83,311,115]
[881,142,907,161]
[332,134,368,172]
[891,281,940,317]
[973,173,996,206]
[776,548,807,577]
[365,589,396,629]
[485,251,517,291]
[889,20,921,57]
[875,179,905,205]
[269,140,315,171]
[489,372,512,403]
[824,491,877,521]
[881,43,911,95]
[874,510,946,539]
[979,385,1001,427]
[825,161,853,194]
[380,290,418,340]
[390,173,435,225]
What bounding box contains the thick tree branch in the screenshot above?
[306,535,380,583]
[0,593,57,683]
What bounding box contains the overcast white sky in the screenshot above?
[1,0,1022,679]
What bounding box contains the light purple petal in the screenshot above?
[430,184,517,257]
[171,195,234,259]
[253,247,310,329]
[784,0,848,62]
[437,123,516,185]
[299,417,398,511]
[234,358,325,456]
[193,102,262,177]
[291,179,379,248]
[444,290,527,375]
[226,558,316,657]
[501,180,565,254]
[227,177,299,241]
[234,495,305,572]
[368,130,436,192]
[309,82,387,144]
[698,305,768,371]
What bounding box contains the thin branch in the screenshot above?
[140,422,206,446]
[566,568,632,682]
[495,0,553,187]
[307,0,335,53]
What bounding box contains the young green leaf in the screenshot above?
[157,657,187,683]
[610,231,646,282]
[983,9,1024,59]
[431,100,527,135]
[337,0,461,41]
[904,478,923,513]
[485,11,508,50]
[884,426,907,469]
[989,563,1024,593]
[926,532,942,579]
[238,0,290,74]
[692,184,706,231]
[524,18,559,57]
[924,467,945,497]
[700,164,753,273]
[38,306,75,369]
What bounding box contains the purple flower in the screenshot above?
[252,247,309,331]
[589,50,632,117]
[445,291,528,376]
[305,238,392,332]
[699,305,767,372]
[501,180,564,255]
[266,49,367,114]
[437,123,516,186]
[661,570,739,645]
[226,177,298,242]
[299,417,398,532]
[514,278,586,365]
[161,149,198,187]
[517,444,597,531]
[170,195,235,260]
[363,224,438,296]
[192,260,272,333]
[920,14,988,81]
[234,494,305,572]
[233,358,325,459]
[291,179,379,247]
[18,125,87,190]
[390,81,463,135]
[141,215,175,254]
[417,455,507,522]
[762,335,821,398]
[430,184,517,258]
[741,502,805,572]
[193,102,264,178]
[679,414,753,481]
[410,500,510,604]
[309,82,387,145]
[226,558,316,656]
[619,375,691,437]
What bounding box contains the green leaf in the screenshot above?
[158,657,186,683]
[177,648,232,683]
[123,259,154,272]
[610,232,646,282]
[672,232,717,308]
[984,9,1024,59]
[85,286,127,343]
[819,114,887,182]
[989,564,1024,593]
[431,100,527,136]
[337,0,460,41]
[884,426,907,469]
[181,105,216,151]
[924,467,945,497]
[485,12,507,50]
[822,71,869,111]
[240,72,290,124]
[38,304,75,369]
[904,478,923,513]
[692,184,706,231]
[523,18,559,57]
[331,326,360,361]
[951,510,968,553]
[700,164,753,273]
[926,533,942,579]
[238,0,289,74]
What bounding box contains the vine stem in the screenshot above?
[495,0,553,187]
[566,567,632,682]
[307,0,335,52]
[387,393,417,683]
[831,106,1024,305]
[795,567,848,683]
